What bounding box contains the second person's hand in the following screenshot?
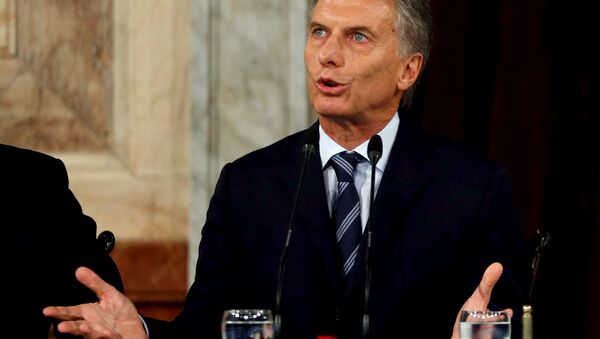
[43,266,148,339]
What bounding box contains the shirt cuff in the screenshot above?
[139,314,150,338]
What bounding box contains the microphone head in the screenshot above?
[302,123,320,154]
[367,134,383,164]
[304,123,320,147]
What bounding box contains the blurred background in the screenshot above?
[0,0,597,338]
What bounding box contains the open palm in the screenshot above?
[43,267,147,339]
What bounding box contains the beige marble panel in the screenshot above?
[0,67,107,150]
[113,0,190,176]
[0,0,112,151]
[55,152,189,241]
[62,0,192,241]
[1,0,191,242]
[0,0,6,48]
[216,0,311,166]
[0,0,16,57]
[189,0,310,284]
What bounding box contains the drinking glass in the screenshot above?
[222,309,274,339]
[459,310,511,339]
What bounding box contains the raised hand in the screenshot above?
[450,262,513,339]
[43,267,147,339]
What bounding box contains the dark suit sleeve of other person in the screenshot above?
[2,144,124,338]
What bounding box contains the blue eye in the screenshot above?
[313,28,326,38]
[353,32,366,42]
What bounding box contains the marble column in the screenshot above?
[190,0,311,285]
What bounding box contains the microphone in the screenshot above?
[274,124,319,338]
[362,134,382,339]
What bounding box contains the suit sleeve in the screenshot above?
[476,168,528,324]
[38,158,124,337]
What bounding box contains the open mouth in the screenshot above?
[318,78,342,88]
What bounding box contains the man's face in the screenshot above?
[305,0,406,124]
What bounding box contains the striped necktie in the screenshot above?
[330,152,364,279]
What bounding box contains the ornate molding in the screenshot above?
[0,0,16,58]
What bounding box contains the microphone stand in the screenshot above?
[273,127,318,339]
[362,135,382,339]
[522,228,551,339]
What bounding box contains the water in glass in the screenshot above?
[459,310,510,339]
[222,309,273,339]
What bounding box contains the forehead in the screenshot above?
[310,0,397,29]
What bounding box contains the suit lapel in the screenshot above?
[370,118,432,266]
[290,127,340,293]
[343,119,431,297]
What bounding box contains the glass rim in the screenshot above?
[460,310,511,323]
[222,309,273,322]
[223,309,272,314]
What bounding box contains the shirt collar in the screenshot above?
[319,113,399,172]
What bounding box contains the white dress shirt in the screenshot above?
[319,114,399,231]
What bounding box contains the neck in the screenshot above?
[319,114,394,150]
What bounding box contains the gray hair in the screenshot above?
[308,0,433,108]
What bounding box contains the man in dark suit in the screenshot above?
[43,0,525,338]
[2,143,123,338]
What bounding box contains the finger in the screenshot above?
[471,262,503,309]
[55,320,90,336]
[451,263,505,339]
[57,321,115,338]
[75,266,116,300]
[43,305,84,320]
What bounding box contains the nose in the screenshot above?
[319,33,344,68]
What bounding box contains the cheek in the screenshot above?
[357,63,399,92]
[304,47,317,71]
[305,79,316,100]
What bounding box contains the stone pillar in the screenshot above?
[190,0,311,285]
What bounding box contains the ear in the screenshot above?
[397,53,424,91]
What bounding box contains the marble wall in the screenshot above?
[1,0,191,241]
[1,0,312,315]
[0,0,16,57]
[1,0,191,317]
[1,0,112,151]
[190,0,311,284]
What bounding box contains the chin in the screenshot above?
[312,101,353,119]
[315,108,354,120]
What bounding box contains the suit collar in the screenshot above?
[318,113,400,174]
[370,117,431,255]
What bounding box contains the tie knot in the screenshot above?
[330,152,362,183]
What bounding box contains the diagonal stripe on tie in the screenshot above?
[336,202,360,241]
[343,245,360,275]
[332,156,354,178]
[329,152,364,280]
[337,181,350,198]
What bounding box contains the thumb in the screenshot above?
[74,266,116,301]
[469,262,503,310]
[451,263,505,339]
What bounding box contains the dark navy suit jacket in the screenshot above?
[148,118,526,338]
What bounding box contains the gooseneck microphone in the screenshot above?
[363,134,382,339]
[273,125,319,339]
